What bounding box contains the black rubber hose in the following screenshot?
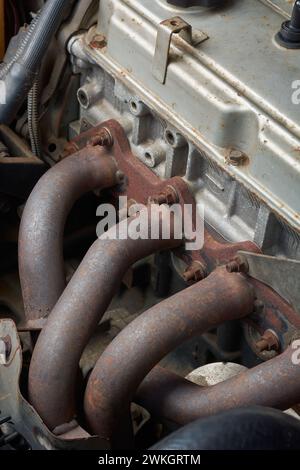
[151,407,300,450]
[0,0,75,124]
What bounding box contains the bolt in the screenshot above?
[149,186,179,205]
[0,336,11,365]
[183,261,207,283]
[89,128,114,147]
[226,255,249,274]
[256,330,280,353]
[227,149,248,167]
[89,34,107,49]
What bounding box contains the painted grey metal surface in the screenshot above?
[67,0,300,262]
[94,0,300,228]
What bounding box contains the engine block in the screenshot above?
[68,0,300,260]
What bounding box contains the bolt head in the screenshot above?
[256,330,280,353]
[227,149,248,167]
[226,255,249,274]
[90,35,107,49]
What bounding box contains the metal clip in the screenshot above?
[152,17,193,84]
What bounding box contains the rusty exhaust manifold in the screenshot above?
[135,346,300,427]
[28,207,181,430]
[20,131,299,448]
[84,268,255,447]
[19,145,120,328]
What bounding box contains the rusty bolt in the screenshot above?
[256,330,280,353]
[63,142,79,158]
[227,149,248,167]
[183,261,207,284]
[149,186,179,205]
[226,255,249,274]
[89,34,107,49]
[119,199,138,220]
[88,128,114,148]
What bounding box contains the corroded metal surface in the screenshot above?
[28,207,181,430]
[24,119,300,445]
[19,145,118,325]
[65,120,300,343]
[84,268,255,448]
[135,346,300,426]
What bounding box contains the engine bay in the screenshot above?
[0,0,300,454]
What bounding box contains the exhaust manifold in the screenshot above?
[19,139,300,449]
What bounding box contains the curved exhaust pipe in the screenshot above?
[84,268,255,448]
[19,145,119,326]
[135,345,300,427]
[28,206,182,430]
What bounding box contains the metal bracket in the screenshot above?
[152,17,201,84]
[238,251,300,314]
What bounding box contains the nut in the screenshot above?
[63,142,79,157]
[149,186,179,205]
[256,330,280,353]
[88,128,114,147]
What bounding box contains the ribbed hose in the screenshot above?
[19,1,73,72]
[28,78,42,158]
[0,13,40,80]
[0,0,75,124]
